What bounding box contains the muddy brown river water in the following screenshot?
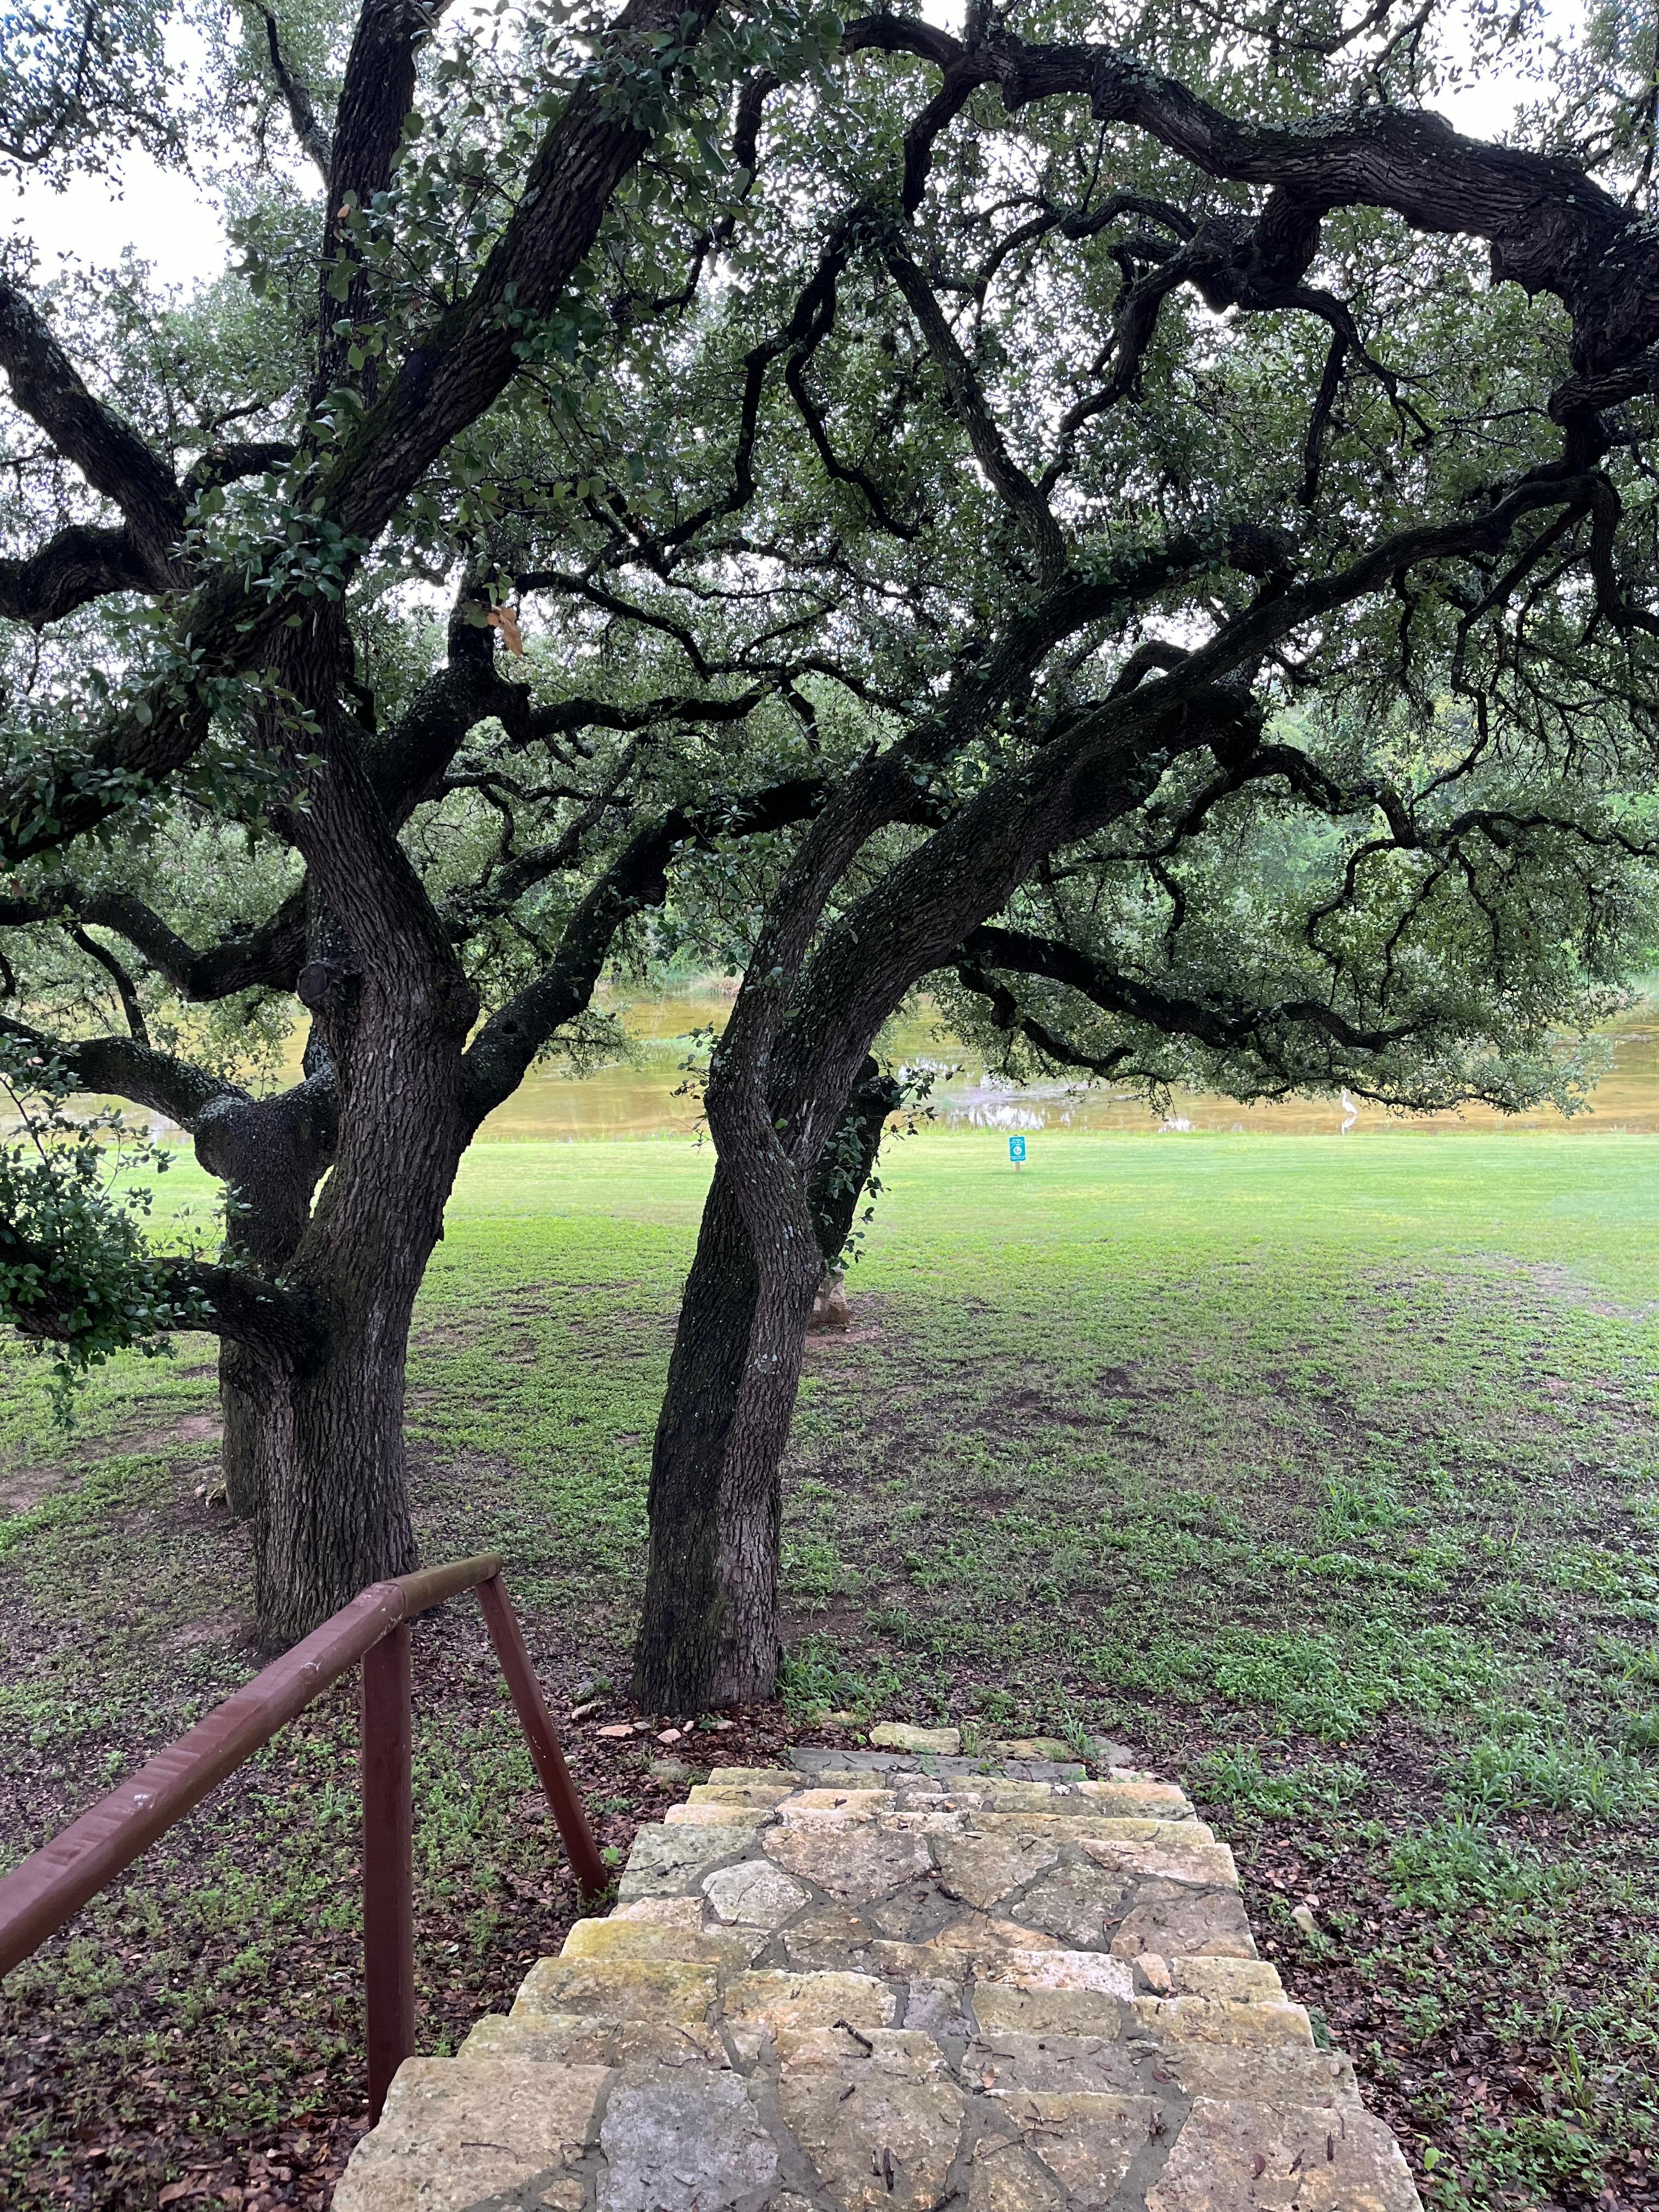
[465,982,1659,1142]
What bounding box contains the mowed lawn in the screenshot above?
[2,1130,1657,2210]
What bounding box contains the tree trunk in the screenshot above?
[248,1308,420,1646]
[219,1338,269,1519]
[239,977,469,1644]
[632,1060,899,1713]
[195,1073,338,1522]
[633,1164,777,1711]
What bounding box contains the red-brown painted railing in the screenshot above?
[0,1554,607,2120]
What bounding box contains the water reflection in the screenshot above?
[472,984,1659,1141]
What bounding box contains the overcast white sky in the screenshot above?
[2,9,1542,301]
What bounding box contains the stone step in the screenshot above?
[969,2029,1365,2107]
[338,1756,1424,2212]
[337,2054,1419,2212]
[613,1803,1256,1972]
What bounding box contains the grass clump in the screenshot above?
[1452,1729,1658,1821]
[1192,1745,1367,1818]
[1386,1817,1586,1912]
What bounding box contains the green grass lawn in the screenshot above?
[2,1129,1658,2210]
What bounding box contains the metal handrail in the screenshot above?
[0,1554,608,2119]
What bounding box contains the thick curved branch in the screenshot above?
[0,1014,237,1127]
[842,14,1654,416]
[318,0,721,544]
[883,238,1067,582]
[0,274,184,575]
[0,885,307,998]
[181,441,297,500]
[960,924,1418,1056]
[951,957,1136,1078]
[0,522,154,625]
[460,775,824,1125]
[3,1237,324,1363]
[69,927,149,1044]
[319,0,456,388]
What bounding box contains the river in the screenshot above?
[465,981,1659,1142]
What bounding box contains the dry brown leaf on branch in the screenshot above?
[487,606,523,656]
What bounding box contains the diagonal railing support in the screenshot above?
[479,1572,611,1906]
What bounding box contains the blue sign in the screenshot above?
[1008,1133,1027,1163]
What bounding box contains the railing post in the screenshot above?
[476,1574,610,1905]
[360,1622,414,2124]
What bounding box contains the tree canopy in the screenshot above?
[2,0,1658,1685]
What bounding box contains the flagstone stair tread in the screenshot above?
[336,1751,1423,2212]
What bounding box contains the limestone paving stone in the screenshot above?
[932,1829,1062,1909]
[1166,1955,1284,2001]
[777,2028,966,2210]
[1144,2045,1364,2108]
[667,1799,787,1827]
[867,1881,985,1945]
[764,1818,934,1901]
[880,1805,976,1836]
[777,1787,896,1817]
[618,1820,766,1897]
[723,1968,897,2042]
[1109,1878,1258,1960]
[868,1722,962,1756]
[870,1911,1064,1980]
[978,1782,1083,1814]
[514,1954,720,2025]
[1013,1859,1139,1949]
[613,1895,707,1928]
[1074,1779,1192,1815]
[703,1858,814,1929]
[1147,2097,1422,2212]
[781,1901,877,1971]
[596,2064,780,2212]
[561,1915,766,1971]
[332,2057,607,2212]
[777,2024,949,2078]
[970,1981,1128,2038]
[994,2090,1164,2203]
[1080,1833,1239,1888]
[965,2032,1144,2098]
[690,1781,799,1806]
[1132,1994,1316,2049]
[973,1809,1213,1837]
[976,1947,1137,1998]
[814,1767,981,1796]
[459,2010,729,2069]
[902,1976,970,2034]
[966,2134,1068,2212]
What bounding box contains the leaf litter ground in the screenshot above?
[1,1131,1657,2212]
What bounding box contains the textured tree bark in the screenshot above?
[218,1340,269,1521]
[631,703,1213,1714]
[194,1075,338,1522]
[249,1304,421,1646]
[243,996,470,1643]
[632,1060,899,1712]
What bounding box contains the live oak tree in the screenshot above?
[4,0,1659,1691]
[614,0,1659,1709]
[0,0,843,1642]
